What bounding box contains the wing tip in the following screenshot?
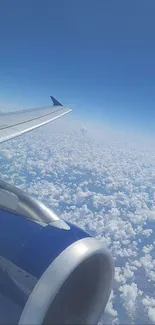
[50,96,63,107]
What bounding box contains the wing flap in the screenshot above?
[0,104,71,144]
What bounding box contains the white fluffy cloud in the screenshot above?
[148,308,155,324]
[105,291,118,317]
[119,282,142,316]
[142,296,155,324]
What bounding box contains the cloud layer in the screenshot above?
[1,116,155,324]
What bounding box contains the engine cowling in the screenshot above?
[0,180,114,325]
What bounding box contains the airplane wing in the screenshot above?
[0,96,72,144]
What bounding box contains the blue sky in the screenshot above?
[0,0,155,134]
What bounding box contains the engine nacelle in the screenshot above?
[0,180,114,325]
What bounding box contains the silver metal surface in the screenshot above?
[19,237,114,325]
[0,105,71,144]
[0,179,60,224]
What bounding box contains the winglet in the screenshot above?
[50,96,63,107]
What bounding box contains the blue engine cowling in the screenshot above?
[0,180,114,325]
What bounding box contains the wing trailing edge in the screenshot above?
[0,96,71,144]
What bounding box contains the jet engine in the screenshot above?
[0,180,114,325]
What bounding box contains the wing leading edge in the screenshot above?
[0,96,72,144]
